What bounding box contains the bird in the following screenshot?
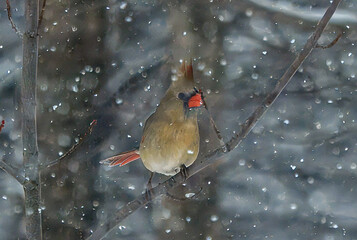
[100,60,203,177]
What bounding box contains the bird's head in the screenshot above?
[178,87,204,110]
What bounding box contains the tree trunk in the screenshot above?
[22,0,42,239]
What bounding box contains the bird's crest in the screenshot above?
[180,59,193,81]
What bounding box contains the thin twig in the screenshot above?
[0,120,5,133]
[0,159,26,185]
[316,32,342,49]
[223,1,343,151]
[5,0,22,36]
[201,90,225,147]
[38,0,47,30]
[44,120,97,168]
[87,0,342,239]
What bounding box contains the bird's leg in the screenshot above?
[180,164,189,180]
[164,165,202,201]
[147,172,154,189]
[145,172,154,201]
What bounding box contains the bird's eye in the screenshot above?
[178,92,186,100]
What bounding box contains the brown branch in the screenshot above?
[0,159,26,185]
[5,0,22,36]
[44,120,97,168]
[38,0,47,30]
[316,32,342,49]
[201,90,225,147]
[86,0,342,239]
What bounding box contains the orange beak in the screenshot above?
[188,92,203,108]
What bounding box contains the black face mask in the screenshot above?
[178,87,201,108]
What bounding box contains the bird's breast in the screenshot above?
[139,117,199,176]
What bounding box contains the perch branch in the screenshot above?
[87,0,342,239]
[0,159,26,185]
[44,120,97,168]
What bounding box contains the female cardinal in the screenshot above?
[100,60,203,176]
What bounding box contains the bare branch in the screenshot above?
[87,0,342,239]
[201,90,225,147]
[316,32,342,49]
[224,0,343,153]
[44,120,97,168]
[0,159,26,185]
[5,0,22,36]
[166,187,203,202]
[87,173,187,240]
[38,0,47,30]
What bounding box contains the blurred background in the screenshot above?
[1,0,357,239]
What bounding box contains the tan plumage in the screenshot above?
[101,60,202,176]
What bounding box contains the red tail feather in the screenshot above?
[100,150,140,167]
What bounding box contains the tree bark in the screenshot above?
[22,0,42,239]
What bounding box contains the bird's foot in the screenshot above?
[180,164,189,180]
[145,172,154,201]
[145,188,153,202]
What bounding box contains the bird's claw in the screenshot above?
[180,164,189,180]
[145,172,154,201]
[145,188,153,201]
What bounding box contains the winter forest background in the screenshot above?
[0,0,357,239]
